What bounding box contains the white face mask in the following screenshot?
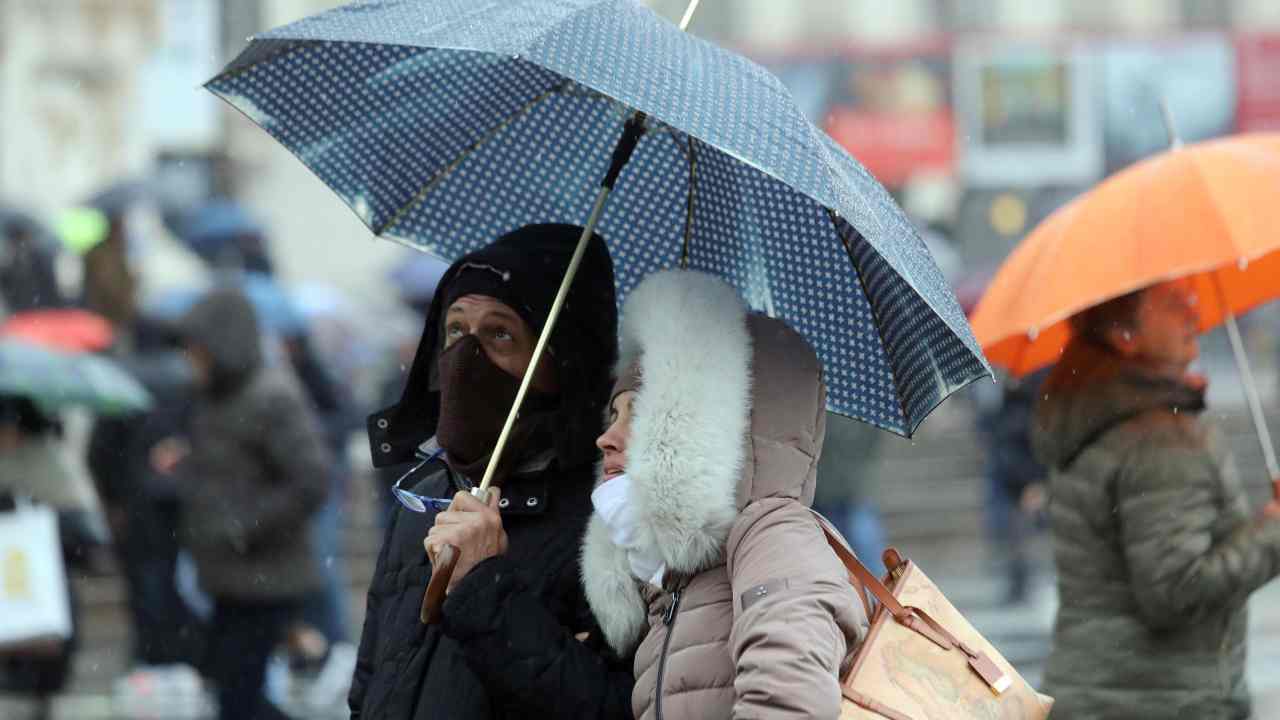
[591,474,666,586]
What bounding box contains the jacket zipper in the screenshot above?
[654,589,682,720]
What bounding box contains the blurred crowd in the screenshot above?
[0,183,445,719]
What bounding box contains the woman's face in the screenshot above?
[444,294,558,392]
[596,390,636,481]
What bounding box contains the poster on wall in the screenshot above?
[953,40,1103,188]
[822,42,954,189]
[1237,34,1280,133]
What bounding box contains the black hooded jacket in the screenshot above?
[351,225,634,720]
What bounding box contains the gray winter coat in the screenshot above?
[1033,340,1280,719]
[178,289,330,600]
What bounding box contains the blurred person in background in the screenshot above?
[176,288,330,720]
[977,367,1050,605]
[1033,280,1280,719]
[179,198,360,703]
[0,209,64,313]
[813,412,887,575]
[0,396,85,713]
[77,186,209,695]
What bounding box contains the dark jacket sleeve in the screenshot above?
[240,380,331,547]
[440,554,635,719]
[1119,445,1280,629]
[349,507,398,719]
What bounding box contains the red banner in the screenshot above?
[1237,34,1280,132]
[824,109,954,188]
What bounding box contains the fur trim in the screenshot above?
[581,270,752,654]
[618,270,751,573]
[580,514,649,655]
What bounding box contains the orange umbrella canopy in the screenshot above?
[972,133,1280,376]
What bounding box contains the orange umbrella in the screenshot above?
[971,132,1280,498]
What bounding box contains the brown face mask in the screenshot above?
[435,335,555,481]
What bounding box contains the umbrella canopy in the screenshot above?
[972,133,1280,376]
[1,309,115,353]
[178,199,267,265]
[207,0,989,436]
[0,338,152,416]
[146,272,307,337]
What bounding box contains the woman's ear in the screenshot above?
[1104,323,1139,357]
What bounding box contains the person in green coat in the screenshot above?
[1033,278,1280,719]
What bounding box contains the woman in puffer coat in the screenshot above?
[582,269,868,720]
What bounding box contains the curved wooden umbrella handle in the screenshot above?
[1272,478,1279,502]
[421,544,458,624]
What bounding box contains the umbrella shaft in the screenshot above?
[477,185,612,492]
[1221,309,1280,480]
[679,0,702,30]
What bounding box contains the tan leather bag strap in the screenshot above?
[811,512,971,656]
[809,511,873,620]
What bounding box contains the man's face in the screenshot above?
[1122,279,1201,371]
[444,295,558,393]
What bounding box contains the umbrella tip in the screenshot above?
[1159,97,1183,150]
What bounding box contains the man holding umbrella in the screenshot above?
[1031,280,1280,718]
[351,224,633,720]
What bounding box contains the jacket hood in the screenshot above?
[180,288,263,390]
[1033,338,1205,470]
[582,269,826,653]
[369,224,618,471]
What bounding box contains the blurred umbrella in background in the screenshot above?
[0,338,152,416]
[1,309,115,353]
[178,198,274,276]
[146,272,307,338]
[388,253,449,316]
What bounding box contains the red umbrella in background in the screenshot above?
[1,309,114,353]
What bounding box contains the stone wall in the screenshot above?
[0,0,160,216]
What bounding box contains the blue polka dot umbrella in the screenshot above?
[206,0,991,442]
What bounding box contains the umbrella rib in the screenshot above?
[681,135,698,268]
[375,80,570,237]
[827,208,910,431]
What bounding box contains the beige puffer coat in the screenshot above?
[581,270,868,720]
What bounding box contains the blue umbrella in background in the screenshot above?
[178,199,274,275]
[146,272,307,338]
[207,0,990,442]
[388,252,449,312]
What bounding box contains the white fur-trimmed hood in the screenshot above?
[581,270,827,655]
